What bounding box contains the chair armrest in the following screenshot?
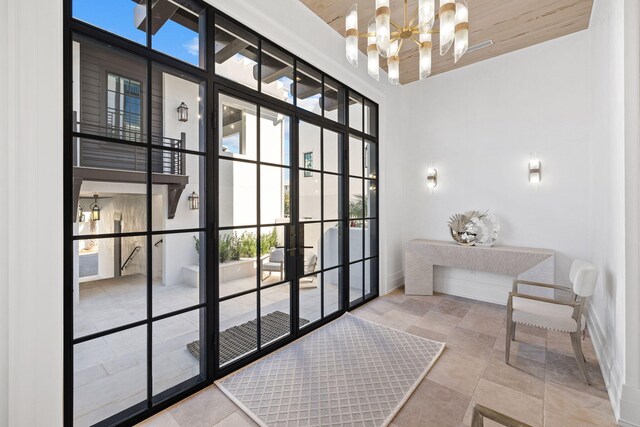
[512,279,573,293]
[471,404,533,427]
[509,292,579,307]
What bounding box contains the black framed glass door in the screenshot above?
[216,89,298,369]
[64,2,379,425]
[214,87,350,371]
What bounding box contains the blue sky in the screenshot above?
[74,0,200,66]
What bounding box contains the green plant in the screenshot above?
[349,194,367,227]
[193,236,200,255]
[218,229,282,263]
[219,233,240,263]
[260,228,279,256]
[237,232,257,258]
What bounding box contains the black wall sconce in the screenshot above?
[177,102,189,122]
[90,194,101,221]
[188,191,199,210]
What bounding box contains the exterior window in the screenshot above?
[304,152,313,177]
[67,6,379,427]
[107,73,143,142]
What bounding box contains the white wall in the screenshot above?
[400,31,593,284]
[0,0,8,423]
[589,0,640,424]
[397,1,640,423]
[2,0,64,426]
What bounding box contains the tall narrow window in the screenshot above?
[303,152,313,177]
[107,73,143,142]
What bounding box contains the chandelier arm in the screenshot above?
[390,19,402,30]
[403,0,408,27]
[397,38,405,56]
[358,32,376,38]
[408,5,419,27]
[410,35,422,47]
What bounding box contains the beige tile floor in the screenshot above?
[73,272,343,426]
[137,288,617,427]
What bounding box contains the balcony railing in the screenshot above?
[73,112,186,176]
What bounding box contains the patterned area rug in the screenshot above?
[216,313,445,427]
[187,311,308,366]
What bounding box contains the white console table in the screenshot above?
[404,239,554,303]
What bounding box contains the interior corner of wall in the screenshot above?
[587,304,624,421]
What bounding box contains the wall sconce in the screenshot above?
[77,205,84,223]
[177,102,189,122]
[188,191,199,210]
[427,168,438,189]
[528,159,541,184]
[90,194,101,221]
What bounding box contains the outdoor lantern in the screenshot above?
[90,194,101,221]
[177,102,189,122]
[77,205,84,223]
[188,191,199,210]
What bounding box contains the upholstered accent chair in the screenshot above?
[505,260,599,384]
[261,247,285,280]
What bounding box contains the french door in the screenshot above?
[214,88,348,373]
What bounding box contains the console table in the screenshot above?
[404,239,554,302]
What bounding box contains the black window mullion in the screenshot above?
[320,127,325,319]
[207,6,217,381]
[343,97,350,310]
[361,138,365,301]
[145,0,153,408]
[256,103,262,351]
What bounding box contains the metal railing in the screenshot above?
[121,246,141,272]
[73,112,186,175]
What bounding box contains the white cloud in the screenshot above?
[184,37,199,56]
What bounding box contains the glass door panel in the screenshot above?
[217,91,295,368]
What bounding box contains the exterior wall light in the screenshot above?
[529,159,541,184]
[177,102,189,122]
[427,168,438,189]
[90,194,101,221]
[77,205,84,223]
[188,191,200,210]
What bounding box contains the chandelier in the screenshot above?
[345,0,469,84]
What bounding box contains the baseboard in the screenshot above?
[620,384,640,426]
[586,305,625,424]
[384,271,404,295]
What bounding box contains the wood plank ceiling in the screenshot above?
[299,0,594,84]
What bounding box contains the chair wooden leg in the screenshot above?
[505,320,513,364]
[570,332,591,385]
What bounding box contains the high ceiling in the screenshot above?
[299,0,594,84]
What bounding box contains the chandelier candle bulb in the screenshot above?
[375,0,391,58]
[346,0,470,81]
[387,40,400,85]
[345,4,359,66]
[419,33,432,79]
[439,0,456,56]
[419,0,436,33]
[454,0,469,63]
[367,18,380,80]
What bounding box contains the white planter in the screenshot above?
[182,265,199,288]
[182,258,257,288]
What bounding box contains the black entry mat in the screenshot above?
[187,311,309,365]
